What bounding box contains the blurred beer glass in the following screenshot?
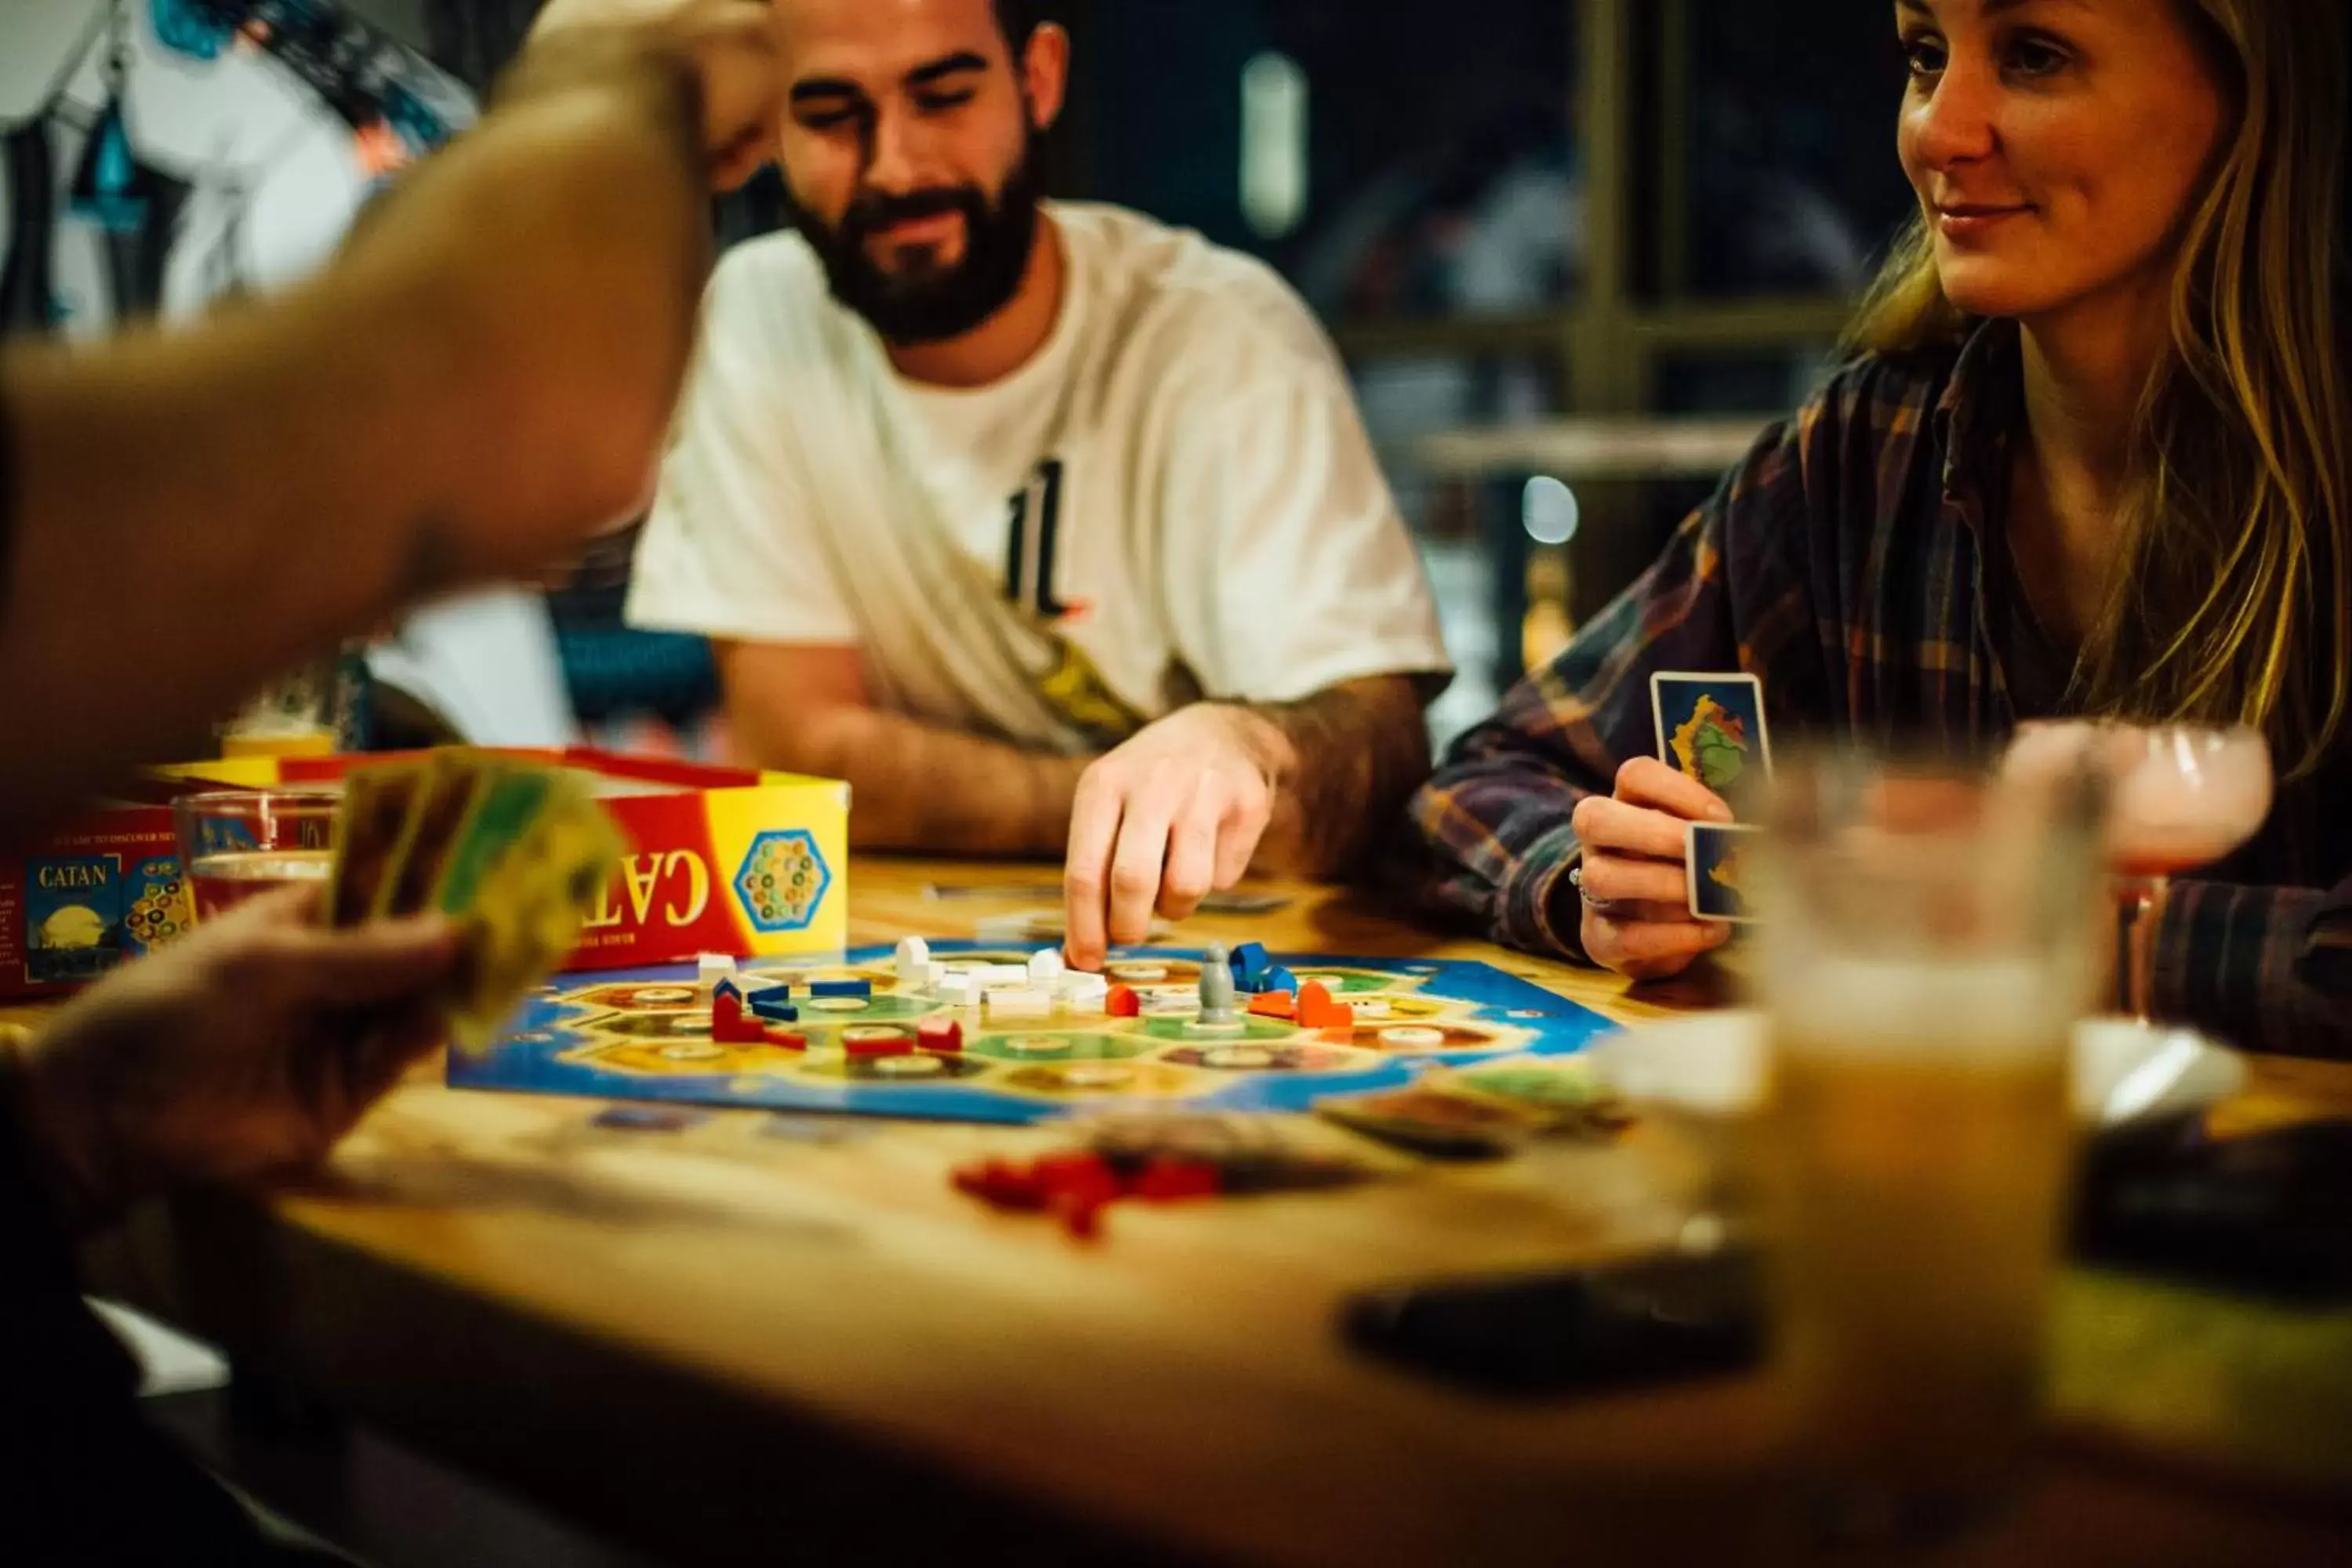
[1754,747,2106,1543]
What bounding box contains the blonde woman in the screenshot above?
[1414,0,2352,1054]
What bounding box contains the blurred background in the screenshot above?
[9,0,1916,751]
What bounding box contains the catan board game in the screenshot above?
[448,942,1619,1126]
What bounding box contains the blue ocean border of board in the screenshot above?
[447,942,1623,1126]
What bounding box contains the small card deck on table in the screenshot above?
[449,943,1619,1127]
[1651,671,1772,924]
[1316,1051,1630,1160]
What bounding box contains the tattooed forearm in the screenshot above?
[1250,675,1433,878]
[741,699,1089,857]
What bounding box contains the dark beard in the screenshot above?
[802,136,1044,347]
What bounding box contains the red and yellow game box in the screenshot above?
[0,750,849,1000]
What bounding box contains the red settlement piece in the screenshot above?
[917,1017,965,1052]
[951,1149,1225,1240]
[710,993,768,1044]
[1134,1158,1221,1203]
[845,1031,915,1058]
[1039,1153,1120,1240]
[953,1160,1049,1212]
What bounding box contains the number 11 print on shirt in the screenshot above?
[998,458,1144,746]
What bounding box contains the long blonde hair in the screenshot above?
[1846,0,2352,778]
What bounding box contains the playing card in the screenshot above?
[975,910,1173,945]
[431,761,557,918]
[328,762,424,927]
[1651,673,1772,801]
[1196,891,1296,916]
[378,750,485,920]
[930,885,1294,916]
[1686,822,1764,924]
[1436,1054,1631,1134]
[442,776,626,1051]
[592,1105,708,1133]
[1317,1082,1558,1160]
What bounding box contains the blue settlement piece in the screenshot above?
[749,991,800,1023]
[808,978,873,1000]
[1228,942,1272,993]
[1261,965,1300,999]
[711,978,746,1007]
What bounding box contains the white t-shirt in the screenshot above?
[628,201,1453,753]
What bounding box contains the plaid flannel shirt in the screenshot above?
[1410,320,2352,1058]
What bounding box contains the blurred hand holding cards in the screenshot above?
[328,752,625,1052]
[1651,673,1771,927]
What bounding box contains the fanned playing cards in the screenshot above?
[329,751,624,1051]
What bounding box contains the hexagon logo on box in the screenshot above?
[733,830,831,934]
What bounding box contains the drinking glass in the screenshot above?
[218,644,365,758]
[171,789,339,923]
[2013,724,2273,1019]
[1752,748,2107,1545]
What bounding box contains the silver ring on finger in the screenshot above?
[1569,862,1632,919]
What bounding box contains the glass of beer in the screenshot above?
[172,789,340,922]
[216,644,365,758]
[1752,748,2106,1544]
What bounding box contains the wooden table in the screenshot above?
[27,860,2352,1565]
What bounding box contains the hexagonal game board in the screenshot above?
[447,942,1617,1126]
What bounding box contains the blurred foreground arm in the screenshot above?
[0,2,781,841]
[1,888,460,1234]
